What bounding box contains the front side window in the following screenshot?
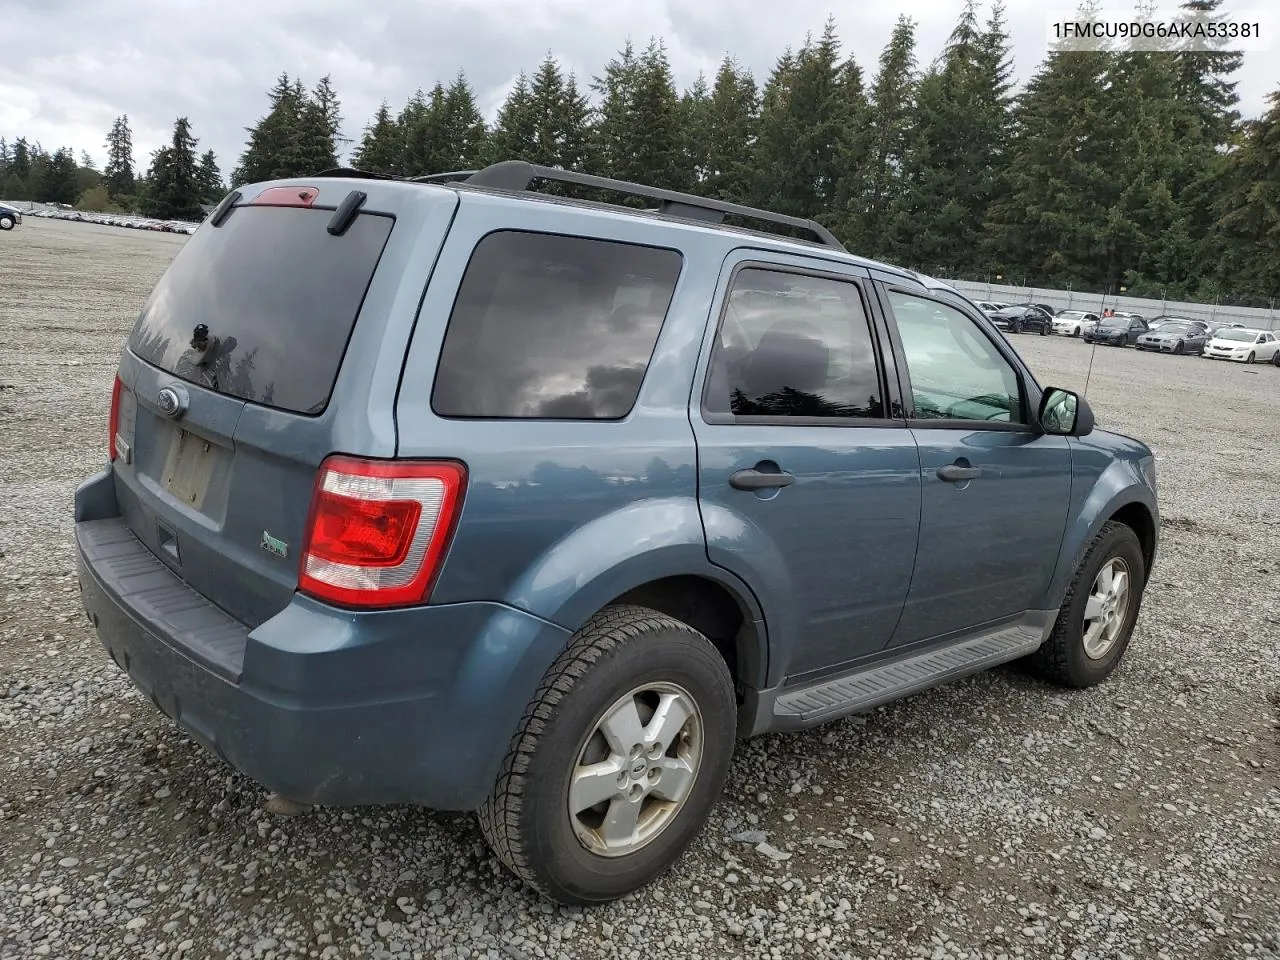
[887,290,1025,424]
[432,231,682,419]
[703,268,885,420]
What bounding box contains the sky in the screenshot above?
[1,0,1275,176]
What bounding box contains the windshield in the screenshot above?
[1100,318,1130,329]
[1155,322,1196,335]
[1058,311,1087,320]
[1215,329,1258,342]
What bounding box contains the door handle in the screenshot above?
[937,464,981,483]
[729,468,795,491]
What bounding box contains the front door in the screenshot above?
[691,255,922,682]
[879,286,1072,647]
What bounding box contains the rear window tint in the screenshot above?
[431,231,682,419]
[128,206,393,414]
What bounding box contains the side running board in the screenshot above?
[769,620,1047,730]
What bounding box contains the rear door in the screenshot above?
[691,252,922,682]
[110,191,409,627]
[878,285,1071,646]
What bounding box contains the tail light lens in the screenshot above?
[108,376,123,461]
[298,456,467,609]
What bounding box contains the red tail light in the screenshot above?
[298,456,467,609]
[108,376,123,462]
[250,185,320,207]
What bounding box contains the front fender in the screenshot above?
[1042,455,1158,610]
[505,496,767,642]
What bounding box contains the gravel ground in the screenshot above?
[1,217,1277,960]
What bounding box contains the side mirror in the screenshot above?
[1039,387,1095,437]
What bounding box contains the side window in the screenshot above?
[431,231,682,419]
[703,268,885,420]
[887,290,1025,424]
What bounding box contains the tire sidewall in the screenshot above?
[1058,526,1146,685]
[0,216,14,230]
[519,625,736,903]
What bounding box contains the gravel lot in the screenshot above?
[1,217,1277,960]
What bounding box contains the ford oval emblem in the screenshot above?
[156,385,188,418]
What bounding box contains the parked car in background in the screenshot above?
[73,159,1160,905]
[1136,320,1209,355]
[1034,303,1057,316]
[990,303,1054,335]
[976,301,1002,314]
[1052,310,1100,337]
[1203,328,1280,363]
[1084,314,1149,347]
[0,202,22,231]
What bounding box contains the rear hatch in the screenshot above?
[110,193,396,627]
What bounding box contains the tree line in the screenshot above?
[0,116,223,221]
[2,0,1277,304]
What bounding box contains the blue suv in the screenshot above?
[75,161,1159,905]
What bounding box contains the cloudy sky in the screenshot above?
[1,0,1274,175]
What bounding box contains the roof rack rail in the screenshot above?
[409,170,479,183]
[466,160,846,251]
[313,167,400,181]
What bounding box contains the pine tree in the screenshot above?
[983,0,1117,286]
[352,101,403,175]
[702,58,758,203]
[292,75,345,173]
[592,39,688,189]
[103,116,135,199]
[680,73,712,188]
[196,150,224,202]
[884,1,1013,273]
[1212,87,1280,299]
[232,74,307,186]
[397,89,433,175]
[441,72,488,169]
[752,19,866,224]
[1172,0,1243,148]
[528,55,592,172]
[144,117,203,220]
[853,16,918,256]
[40,148,80,205]
[488,73,539,164]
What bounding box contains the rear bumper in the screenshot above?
[75,469,570,809]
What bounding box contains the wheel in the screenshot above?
[1246,352,1256,363]
[1011,321,1022,334]
[1173,341,1183,355]
[1028,521,1146,688]
[1272,351,1280,367]
[0,215,14,231]
[477,604,737,905]
[1073,327,1081,337]
[1038,323,1048,336]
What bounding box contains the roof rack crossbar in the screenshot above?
[466,160,846,251]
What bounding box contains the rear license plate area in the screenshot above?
[161,427,225,509]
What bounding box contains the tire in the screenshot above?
[1011,321,1021,335]
[1246,352,1256,364]
[1038,323,1048,336]
[1173,341,1183,355]
[0,215,14,231]
[477,604,737,905]
[1028,521,1146,688]
[1272,351,1280,367]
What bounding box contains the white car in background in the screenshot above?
[1052,310,1100,337]
[1202,328,1280,363]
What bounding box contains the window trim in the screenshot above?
[427,227,685,422]
[877,283,1039,432]
[698,260,905,428]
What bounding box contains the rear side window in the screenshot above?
[431,231,682,419]
[703,268,885,420]
[129,206,393,415]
